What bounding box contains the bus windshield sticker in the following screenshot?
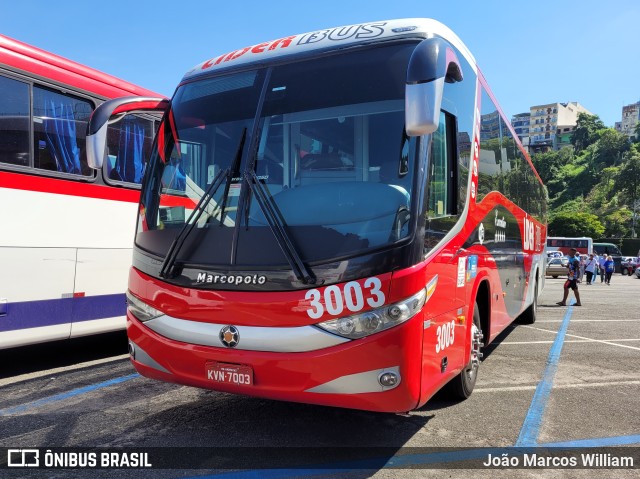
[457,257,466,287]
[466,256,478,282]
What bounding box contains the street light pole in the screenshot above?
[632,199,640,238]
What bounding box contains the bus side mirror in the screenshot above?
[86,96,169,169]
[405,37,463,136]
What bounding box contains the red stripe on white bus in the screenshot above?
[0,170,139,203]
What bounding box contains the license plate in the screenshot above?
[206,362,253,386]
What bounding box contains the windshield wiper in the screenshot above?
[219,128,247,225]
[245,170,316,284]
[160,129,247,279]
[159,167,229,279]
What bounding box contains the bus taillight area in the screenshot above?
[125,306,425,414]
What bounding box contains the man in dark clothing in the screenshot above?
[557,248,582,306]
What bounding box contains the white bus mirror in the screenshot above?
[405,38,462,136]
[86,96,169,169]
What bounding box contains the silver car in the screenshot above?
[546,257,569,278]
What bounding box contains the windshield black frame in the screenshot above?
[135,41,423,278]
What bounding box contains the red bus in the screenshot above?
[87,19,547,412]
[546,237,593,256]
[0,34,163,348]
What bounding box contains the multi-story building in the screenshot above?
[511,112,531,148]
[527,102,592,153]
[554,125,575,150]
[480,110,501,142]
[615,101,640,140]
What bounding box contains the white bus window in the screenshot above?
[32,85,94,176]
[0,75,30,167]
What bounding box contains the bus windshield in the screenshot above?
[136,42,418,269]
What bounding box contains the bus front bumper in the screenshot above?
[126,313,424,413]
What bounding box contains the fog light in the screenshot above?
[362,312,382,333]
[337,317,356,335]
[128,341,135,358]
[387,304,405,320]
[378,372,398,387]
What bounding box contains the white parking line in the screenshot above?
[0,354,129,387]
[562,334,640,351]
[536,319,640,322]
[501,339,640,345]
[522,326,640,352]
[476,380,640,393]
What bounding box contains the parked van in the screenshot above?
[593,242,623,273]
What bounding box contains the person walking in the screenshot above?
[557,248,582,306]
[584,253,597,285]
[578,254,585,283]
[604,255,615,285]
[598,253,607,283]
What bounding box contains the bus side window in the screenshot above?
[423,111,459,253]
[426,111,457,218]
[32,85,94,177]
[0,75,30,168]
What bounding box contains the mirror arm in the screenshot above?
[405,37,463,136]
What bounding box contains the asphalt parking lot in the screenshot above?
[1,274,639,478]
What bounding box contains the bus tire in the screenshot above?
[446,303,482,399]
[520,279,538,325]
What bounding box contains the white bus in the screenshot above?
[0,34,164,348]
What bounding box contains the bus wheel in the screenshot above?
[520,280,538,325]
[447,303,483,399]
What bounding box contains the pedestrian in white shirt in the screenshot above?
[584,254,597,284]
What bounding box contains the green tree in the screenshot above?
[548,211,604,238]
[615,145,640,223]
[634,122,640,143]
[554,197,587,215]
[531,148,573,185]
[601,209,632,237]
[571,113,605,153]
[593,129,630,169]
[586,166,618,211]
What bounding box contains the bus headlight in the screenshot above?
[316,289,426,339]
[126,291,163,322]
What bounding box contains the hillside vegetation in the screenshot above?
[531,113,640,238]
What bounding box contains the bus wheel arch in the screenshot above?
[475,279,491,347]
[519,272,539,325]
[445,279,489,400]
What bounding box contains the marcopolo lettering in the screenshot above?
[196,273,267,285]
